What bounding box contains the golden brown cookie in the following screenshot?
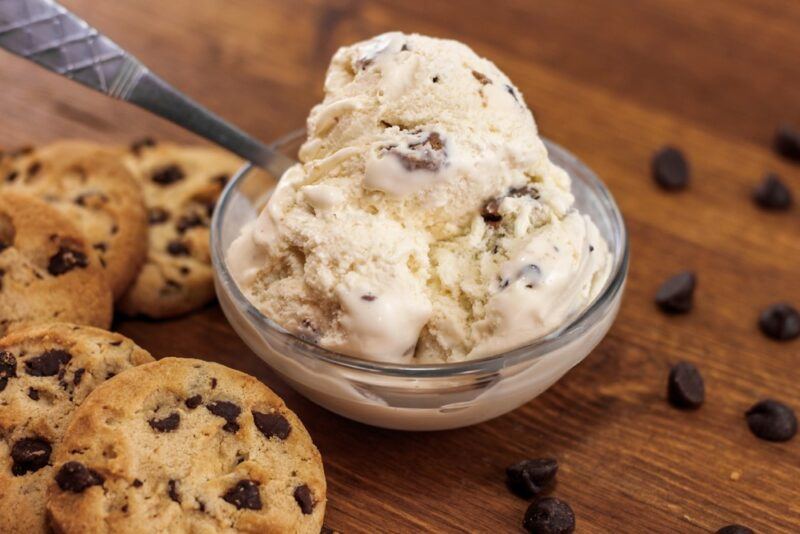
[0,323,153,534]
[0,141,148,300]
[119,140,242,318]
[47,357,326,533]
[0,192,112,336]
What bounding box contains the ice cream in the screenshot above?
[227,32,612,364]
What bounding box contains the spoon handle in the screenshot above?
[0,0,293,174]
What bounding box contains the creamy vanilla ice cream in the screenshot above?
[227,32,611,364]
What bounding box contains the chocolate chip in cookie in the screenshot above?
[185,395,202,409]
[48,246,89,276]
[147,207,170,225]
[0,351,16,391]
[253,410,291,440]
[206,401,241,433]
[55,461,104,493]
[151,165,185,186]
[166,240,191,256]
[222,479,262,510]
[24,349,71,377]
[148,412,180,433]
[293,484,316,515]
[168,479,181,503]
[11,437,52,476]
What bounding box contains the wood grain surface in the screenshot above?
[2,1,799,531]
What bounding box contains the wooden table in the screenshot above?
[2,0,799,531]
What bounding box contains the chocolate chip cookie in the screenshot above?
[0,323,153,533]
[0,192,112,336]
[47,357,326,533]
[0,141,148,300]
[119,140,242,318]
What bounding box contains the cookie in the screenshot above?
[47,357,326,533]
[119,140,243,318]
[0,141,148,300]
[0,192,112,336]
[0,323,153,534]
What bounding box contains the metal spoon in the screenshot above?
[0,0,294,176]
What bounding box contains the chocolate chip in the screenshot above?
[47,245,89,276]
[55,461,104,492]
[655,271,696,314]
[151,165,185,185]
[92,242,107,253]
[74,192,109,207]
[11,437,52,475]
[667,362,704,409]
[132,478,143,487]
[168,479,181,503]
[523,497,575,534]
[716,525,754,534]
[506,458,558,499]
[73,368,85,386]
[27,161,41,177]
[652,146,689,191]
[5,170,18,183]
[758,303,800,341]
[361,294,376,302]
[0,351,16,392]
[481,198,503,224]
[211,378,218,389]
[753,173,792,210]
[207,401,241,433]
[293,484,315,515]
[745,399,797,442]
[472,70,492,85]
[147,207,170,225]
[130,137,156,155]
[28,387,39,400]
[432,76,440,83]
[774,124,800,163]
[176,213,205,233]
[185,395,202,409]
[212,174,229,186]
[179,266,191,276]
[253,411,291,440]
[25,349,71,377]
[109,340,122,347]
[506,84,519,102]
[222,479,261,510]
[166,240,190,256]
[149,412,180,433]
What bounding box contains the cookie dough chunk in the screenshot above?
[0,323,153,534]
[119,140,242,318]
[0,141,148,300]
[47,357,326,534]
[0,192,112,336]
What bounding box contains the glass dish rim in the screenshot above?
[210,130,629,378]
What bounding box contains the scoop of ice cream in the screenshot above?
[228,32,611,364]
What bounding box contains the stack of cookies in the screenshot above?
[0,138,244,336]
[0,323,326,533]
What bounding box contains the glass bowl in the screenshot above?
[211,131,629,431]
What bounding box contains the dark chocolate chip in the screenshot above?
[472,70,492,85]
[176,213,205,233]
[667,362,705,409]
[523,497,575,534]
[506,458,558,499]
[745,399,797,442]
[222,479,261,510]
[481,197,503,224]
[179,266,191,276]
[211,378,218,389]
[185,395,202,409]
[28,387,39,400]
[73,368,85,386]
[774,124,800,163]
[212,174,229,186]
[130,137,156,155]
[652,146,689,191]
[147,207,170,225]
[166,240,190,256]
[207,401,241,433]
[25,349,71,377]
[5,170,19,183]
[151,165,185,185]
[149,412,180,433]
[11,437,52,475]
[655,271,696,314]
[168,479,181,503]
[716,525,754,534]
[27,161,41,177]
[432,75,440,83]
[293,484,315,515]
[252,411,291,440]
[109,340,123,347]
[758,303,800,341]
[55,461,104,492]
[132,478,143,487]
[48,246,89,276]
[0,351,17,392]
[361,294,376,302]
[753,173,792,210]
